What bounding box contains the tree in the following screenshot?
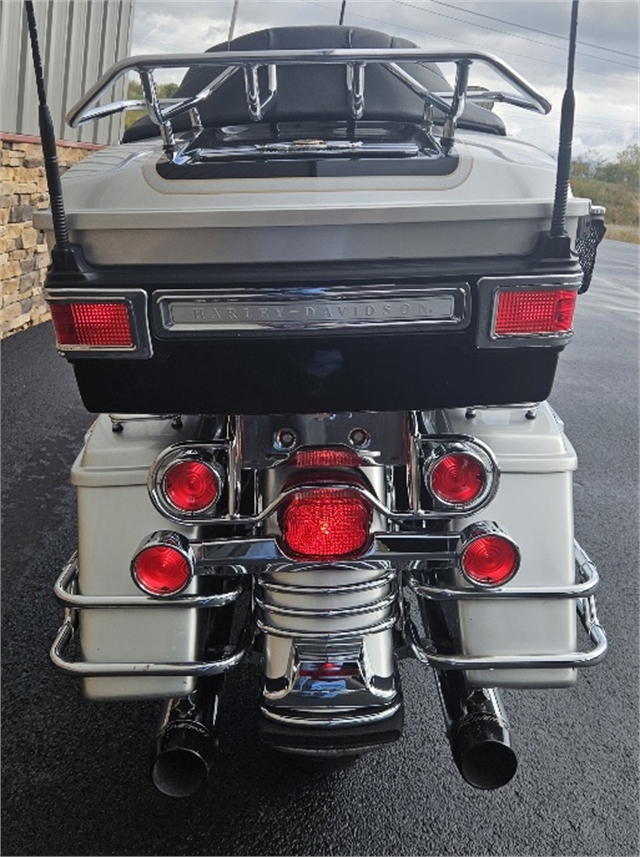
[593,145,640,192]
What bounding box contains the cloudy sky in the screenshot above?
[131,0,639,161]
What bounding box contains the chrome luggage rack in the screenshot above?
[67,48,551,162]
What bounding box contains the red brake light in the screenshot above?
[460,535,520,586]
[278,487,372,560]
[292,448,362,468]
[50,301,134,347]
[132,544,192,596]
[494,289,576,336]
[429,453,486,505]
[163,460,221,512]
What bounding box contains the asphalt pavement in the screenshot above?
[1,239,638,856]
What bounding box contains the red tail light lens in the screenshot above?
[279,487,372,560]
[132,544,192,596]
[292,448,362,468]
[163,460,221,513]
[429,453,486,505]
[494,289,577,336]
[460,535,520,586]
[50,301,134,348]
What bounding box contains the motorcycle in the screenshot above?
[26,0,608,797]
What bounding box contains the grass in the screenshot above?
[604,223,640,244]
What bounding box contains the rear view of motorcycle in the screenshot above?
[26,0,607,796]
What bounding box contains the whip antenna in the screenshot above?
[550,0,580,238]
[24,0,71,254]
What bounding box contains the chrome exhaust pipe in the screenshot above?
[151,678,222,797]
[434,670,517,790]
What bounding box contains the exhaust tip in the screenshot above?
[457,738,518,790]
[453,716,518,790]
[152,747,209,798]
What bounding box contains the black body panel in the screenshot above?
[47,250,578,415]
[72,333,559,415]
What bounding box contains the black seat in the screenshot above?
[123,25,505,142]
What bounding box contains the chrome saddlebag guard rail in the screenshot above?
[51,553,252,677]
[405,540,607,670]
[51,538,607,677]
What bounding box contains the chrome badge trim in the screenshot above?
[153,284,470,336]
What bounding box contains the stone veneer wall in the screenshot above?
[1,133,102,338]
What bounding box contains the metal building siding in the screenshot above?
[0,0,134,144]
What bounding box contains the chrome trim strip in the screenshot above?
[44,288,153,359]
[153,285,470,336]
[260,700,402,728]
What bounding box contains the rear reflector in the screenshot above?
[429,452,486,505]
[494,289,577,336]
[278,487,372,560]
[50,301,134,348]
[460,534,520,586]
[132,542,193,596]
[163,459,221,513]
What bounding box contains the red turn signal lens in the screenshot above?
[429,453,486,505]
[163,460,220,512]
[460,535,520,586]
[494,289,577,336]
[279,487,372,560]
[50,301,134,347]
[132,544,192,596]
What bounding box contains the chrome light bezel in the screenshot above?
[149,445,227,522]
[44,288,153,358]
[455,521,521,588]
[475,274,582,349]
[130,531,195,597]
[422,438,499,514]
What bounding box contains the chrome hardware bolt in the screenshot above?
[274,428,297,450]
[465,408,477,419]
[349,428,371,448]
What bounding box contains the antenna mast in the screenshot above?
[550,0,580,239]
[24,0,72,259]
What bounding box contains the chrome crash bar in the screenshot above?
[67,48,551,159]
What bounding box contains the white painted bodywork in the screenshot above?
[442,403,578,687]
[72,415,201,700]
[34,132,590,266]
